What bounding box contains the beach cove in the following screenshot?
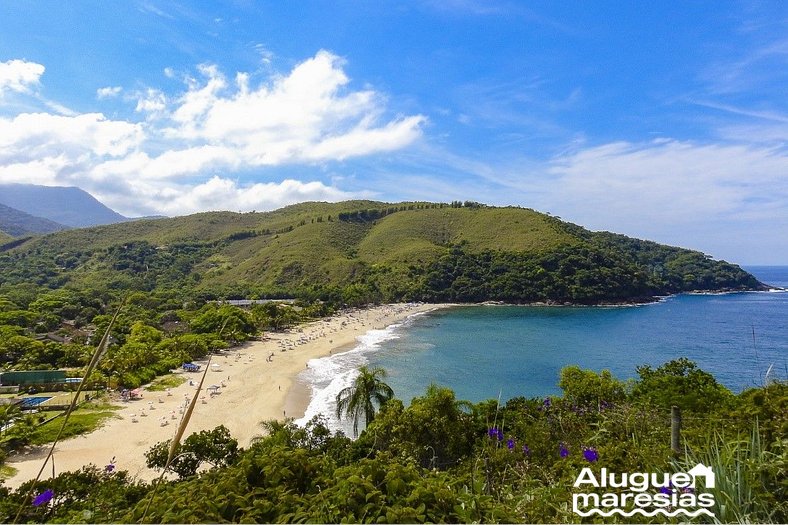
[4,303,445,489]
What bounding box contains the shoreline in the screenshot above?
[467,286,783,308]
[5,291,777,489]
[4,302,450,489]
[284,336,361,422]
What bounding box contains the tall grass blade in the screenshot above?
[140,316,230,522]
[674,421,778,524]
[139,356,212,522]
[13,297,125,524]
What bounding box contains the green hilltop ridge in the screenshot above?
[0,200,763,304]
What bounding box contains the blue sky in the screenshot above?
[0,1,786,264]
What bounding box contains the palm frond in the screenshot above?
[335,366,394,437]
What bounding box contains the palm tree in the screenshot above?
[335,366,394,437]
[0,403,21,435]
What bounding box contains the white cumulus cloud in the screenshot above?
[0,112,143,162]
[0,50,424,216]
[0,59,45,95]
[96,176,368,217]
[134,88,167,117]
[153,50,426,172]
[96,86,122,99]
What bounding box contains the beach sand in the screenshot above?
[4,303,445,489]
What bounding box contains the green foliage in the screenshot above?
[0,465,149,524]
[676,424,787,523]
[26,408,120,446]
[0,335,46,365]
[189,304,255,342]
[0,309,36,328]
[145,425,240,479]
[1,362,784,524]
[364,384,478,469]
[335,365,394,437]
[125,418,510,523]
[576,229,763,293]
[250,301,303,330]
[0,404,22,436]
[146,374,186,392]
[731,382,788,445]
[0,285,262,394]
[632,357,734,412]
[0,201,761,304]
[408,243,664,303]
[558,365,627,408]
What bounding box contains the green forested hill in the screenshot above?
[0,201,763,304]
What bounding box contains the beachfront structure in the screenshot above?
[0,370,67,386]
[215,298,296,307]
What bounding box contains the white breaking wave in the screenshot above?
[294,322,406,435]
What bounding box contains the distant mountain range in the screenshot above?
[0,183,128,229]
[0,202,68,237]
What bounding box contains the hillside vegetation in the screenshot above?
[3,364,785,524]
[0,201,762,304]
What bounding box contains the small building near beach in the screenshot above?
[0,370,67,386]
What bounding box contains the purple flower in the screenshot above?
[507,438,515,450]
[105,463,116,473]
[522,444,531,456]
[487,427,503,441]
[559,443,569,458]
[660,483,673,495]
[32,489,54,507]
[583,447,599,462]
[543,398,552,409]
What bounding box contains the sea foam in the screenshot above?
[295,321,407,435]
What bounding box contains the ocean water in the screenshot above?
[296,266,788,434]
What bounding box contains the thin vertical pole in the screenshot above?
[671,405,682,456]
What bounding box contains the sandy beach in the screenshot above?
[4,303,446,489]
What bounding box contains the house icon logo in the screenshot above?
[688,463,716,489]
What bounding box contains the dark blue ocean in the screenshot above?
[298,267,787,433]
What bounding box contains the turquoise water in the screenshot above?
[367,266,788,404]
[298,266,787,433]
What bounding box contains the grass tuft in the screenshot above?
[146,375,186,392]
